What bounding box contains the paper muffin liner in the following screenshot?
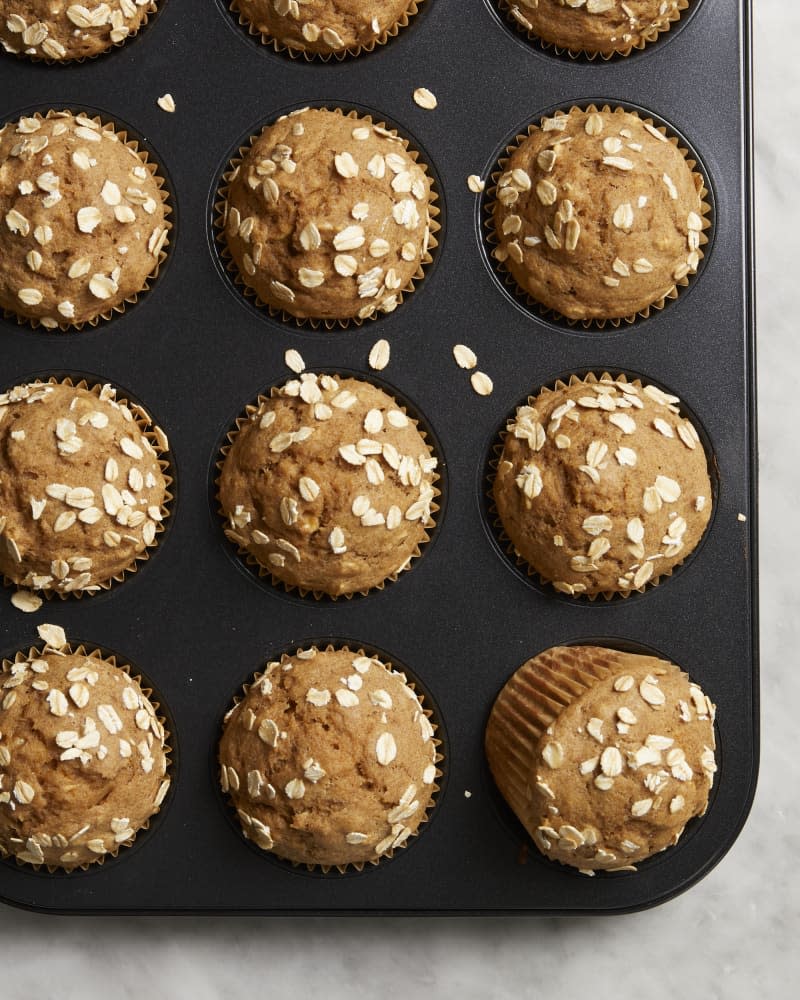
[213,106,440,330]
[1,375,174,602]
[0,635,172,873]
[0,109,172,333]
[484,104,712,330]
[219,643,443,874]
[485,644,619,823]
[3,1,160,65]
[215,375,440,600]
[497,0,691,61]
[228,0,424,61]
[486,371,713,601]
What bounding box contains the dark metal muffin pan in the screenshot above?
[0,0,756,914]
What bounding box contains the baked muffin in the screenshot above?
[492,373,712,597]
[0,110,170,330]
[232,0,421,57]
[220,107,435,324]
[485,644,717,873]
[218,645,440,870]
[0,1,157,61]
[0,379,170,596]
[0,624,171,870]
[501,0,690,58]
[218,373,438,596]
[491,105,708,323]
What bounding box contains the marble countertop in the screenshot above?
[1,2,796,996]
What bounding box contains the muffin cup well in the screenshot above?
[496,0,692,61]
[0,636,172,873]
[218,643,443,874]
[483,103,712,330]
[485,371,716,601]
[0,109,172,333]
[228,0,424,61]
[1,1,160,65]
[213,106,439,330]
[0,375,174,600]
[215,374,441,600]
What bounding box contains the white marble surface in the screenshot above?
[2,3,797,996]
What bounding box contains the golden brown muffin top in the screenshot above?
[223,107,433,322]
[0,1,156,61]
[0,381,169,596]
[493,375,712,597]
[492,106,705,321]
[235,0,417,55]
[219,647,439,869]
[504,0,687,56]
[0,625,170,870]
[486,646,716,872]
[0,111,168,329]
[218,374,437,597]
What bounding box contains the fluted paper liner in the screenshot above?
[213,106,439,329]
[0,376,174,601]
[0,638,172,873]
[229,0,424,61]
[484,104,712,329]
[0,109,171,332]
[219,643,443,874]
[215,375,440,600]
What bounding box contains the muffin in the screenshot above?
[500,0,690,58]
[0,379,171,597]
[218,373,438,597]
[231,0,422,58]
[0,624,171,870]
[490,105,708,323]
[219,107,436,324]
[485,644,717,872]
[492,373,712,598]
[0,1,157,61]
[218,645,440,870]
[0,110,170,330]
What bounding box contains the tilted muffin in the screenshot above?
[218,646,440,870]
[232,0,421,57]
[0,111,170,329]
[0,624,171,870]
[501,0,690,58]
[218,373,438,596]
[485,644,717,873]
[491,106,707,323]
[0,380,170,597]
[0,0,157,61]
[221,107,435,323]
[492,374,712,597]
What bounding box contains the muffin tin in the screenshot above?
[0,0,757,913]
